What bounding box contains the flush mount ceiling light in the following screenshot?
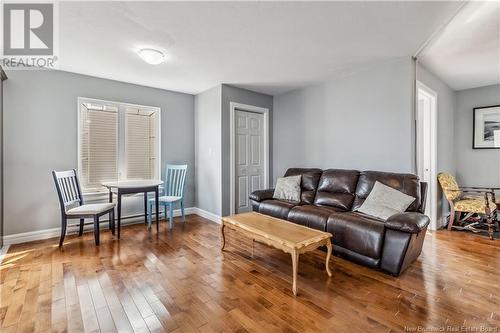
[138,48,165,65]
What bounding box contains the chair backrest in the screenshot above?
[437,172,461,201]
[164,164,188,197]
[52,169,83,211]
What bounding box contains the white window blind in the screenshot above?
[78,98,160,193]
[126,108,158,179]
[79,103,119,192]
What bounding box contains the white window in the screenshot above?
[78,97,160,193]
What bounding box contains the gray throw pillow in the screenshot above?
[273,175,301,202]
[357,181,415,220]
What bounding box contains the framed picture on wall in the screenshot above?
[473,105,500,149]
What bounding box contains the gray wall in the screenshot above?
[456,84,500,186]
[273,57,414,180]
[4,70,194,236]
[416,64,457,226]
[221,84,273,216]
[194,85,222,216]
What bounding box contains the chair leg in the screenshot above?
[181,200,185,223]
[59,217,67,247]
[447,205,456,231]
[94,215,100,246]
[109,214,113,230]
[79,218,84,236]
[169,203,174,229]
[110,210,115,236]
[487,213,495,240]
[117,193,121,239]
[144,192,148,225]
[495,211,500,235]
[148,201,153,228]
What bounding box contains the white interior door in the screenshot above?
[235,110,265,213]
[417,82,437,229]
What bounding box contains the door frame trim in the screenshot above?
[416,81,438,230]
[229,102,270,215]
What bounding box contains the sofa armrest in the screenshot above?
[385,212,430,234]
[249,189,275,202]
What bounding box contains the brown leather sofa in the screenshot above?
[250,168,429,276]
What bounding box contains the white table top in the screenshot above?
[101,179,163,189]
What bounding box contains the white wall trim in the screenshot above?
[4,228,63,246]
[190,207,221,224]
[3,207,200,246]
[229,102,270,216]
[416,81,438,230]
[0,245,10,265]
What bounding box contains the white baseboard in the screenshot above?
[3,227,62,246]
[190,207,221,224]
[3,207,199,246]
[0,245,10,265]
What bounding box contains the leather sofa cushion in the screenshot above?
[284,168,322,204]
[385,212,430,233]
[258,200,298,220]
[288,205,343,231]
[352,171,421,212]
[327,212,385,259]
[314,169,360,210]
[249,189,274,202]
[333,245,380,268]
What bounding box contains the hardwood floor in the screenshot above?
[1,215,499,333]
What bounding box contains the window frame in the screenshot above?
[77,97,161,195]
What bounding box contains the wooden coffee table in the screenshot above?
[220,212,333,296]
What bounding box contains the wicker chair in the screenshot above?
[437,172,499,240]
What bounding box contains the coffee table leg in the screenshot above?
[326,239,333,277]
[220,223,226,251]
[291,250,299,296]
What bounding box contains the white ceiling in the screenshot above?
[418,1,500,91]
[59,1,463,96]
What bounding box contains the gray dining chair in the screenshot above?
[52,169,116,246]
